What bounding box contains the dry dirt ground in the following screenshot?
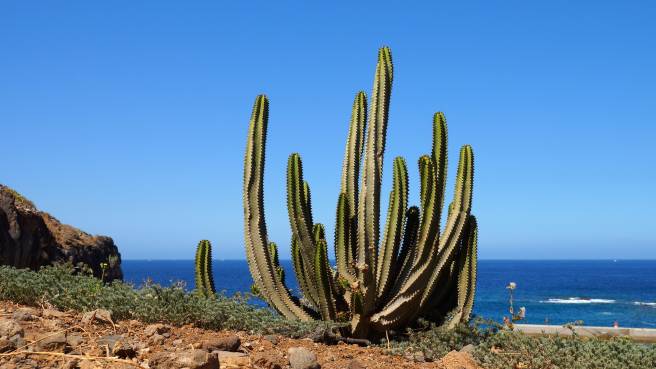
[0,301,483,369]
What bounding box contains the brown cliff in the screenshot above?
[0,185,122,281]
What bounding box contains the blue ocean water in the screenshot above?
[122,260,656,328]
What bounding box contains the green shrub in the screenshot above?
[385,318,656,369]
[0,265,325,337]
[473,330,656,369]
[384,317,500,359]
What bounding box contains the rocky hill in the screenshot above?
[0,185,122,281]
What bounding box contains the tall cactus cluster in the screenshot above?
[243,47,478,338]
[194,240,216,297]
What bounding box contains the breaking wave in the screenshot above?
[541,297,616,304]
[634,301,656,307]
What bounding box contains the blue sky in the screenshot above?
[2,1,655,259]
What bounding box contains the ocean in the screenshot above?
[122,260,656,328]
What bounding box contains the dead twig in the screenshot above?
[0,351,147,369]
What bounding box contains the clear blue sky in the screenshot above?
[2,1,655,260]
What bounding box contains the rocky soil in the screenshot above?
[0,185,122,281]
[0,301,483,369]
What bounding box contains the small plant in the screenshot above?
[504,281,525,328]
[99,262,109,282]
[0,184,36,209]
[194,240,216,297]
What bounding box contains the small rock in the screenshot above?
[0,319,24,338]
[150,333,166,345]
[288,347,320,369]
[201,335,241,352]
[459,343,476,353]
[66,334,85,347]
[162,332,171,338]
[9,334,25,348]
[97,335,136,358]
[113,339,137,359]
[97,334,124,349]
[36,332,69,352]
[81,309,113,325]
[150,349,219,369]
[263,335,279,345]
[252,351,286,369]
[144,323,170,337]
[172,338,183,346]
[347,359,366,369]
[12,308,37,321]
[42,308,69,318]
[216,351,250,367]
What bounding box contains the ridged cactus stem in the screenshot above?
[287,153,321,304]
[314,239,337,320]
[376,157,408,300]
[291,235,318,309]
[335,193,356,283]
[356,47,393,322]
[370,145,474,331]
[194,240,215,297]
[243,95,311,320]
[338,92,367,280]
[419,145,474,307]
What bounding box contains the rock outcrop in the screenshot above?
[0,185,122,280]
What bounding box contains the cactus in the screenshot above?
[194,240,216,297]
[242,47,478,337]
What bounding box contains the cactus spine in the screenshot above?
[242,47,478,337]
[194,240,216,297]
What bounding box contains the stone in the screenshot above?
[0,185,123,281]
[12,308,38,321]
[42,308,69,318]
[97,334,136,358]
[9,334,25,348]
[263,335,279,345]
[347,359,366,369]
[35,331,69,352]
[201,335,241,352]
[0,319,23,338]
[145,323,170,337]
[113,339,137,359]
[309,327,338,345]
[288,347,320,369]
[252,351,286,369]
[97,334,123,349]
[66,334,85,347]
[215,351,250,367]
[81,309,113,325]
[459,343,476,354]
[150,349,219,369]
[150,333,166,345]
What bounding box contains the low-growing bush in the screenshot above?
[0,265,324,337]
[385,317,656,369]
[473,330,656,369]
[384,317,501,359]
